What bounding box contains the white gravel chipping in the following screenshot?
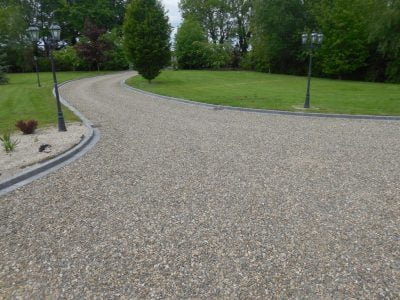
[0,123,88,179]
[0,72,399,298]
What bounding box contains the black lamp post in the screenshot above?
[33,55,41,87]
[27,24,67,132]
[301,31,324,109]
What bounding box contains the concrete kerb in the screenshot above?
[0,77,102,197]
[122,77,400,122]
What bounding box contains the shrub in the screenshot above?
[0,133,18,153]
[53,46,89,71]
[175,17,209,69]
[16,120,38,134]
[102,28,129,71]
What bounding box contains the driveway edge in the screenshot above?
[122,78,400,121]
[0,78,101,197]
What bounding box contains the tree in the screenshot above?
[53,0,128,44]
[314,0,373,79]
[369,0,400,82]
[229,0,252,54]
[252,0,308,74]
[0,2,30,72]
[102,28,129,71]
[75,19,112,71]
[175,17,209,69]
[124,0,171,82]
[179,0,233,44]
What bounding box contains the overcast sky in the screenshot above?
[162,0,182,35]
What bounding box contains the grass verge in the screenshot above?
[0,71,109,133]
[127,70,400,116]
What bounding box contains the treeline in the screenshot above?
[1,0,399,83]
[0,0,129,74]
[176,0,400,83]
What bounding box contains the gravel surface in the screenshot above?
[0,123,88,180]
[1,72,399,298]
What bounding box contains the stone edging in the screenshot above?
[122,77,400,121]
[0,78,101,197]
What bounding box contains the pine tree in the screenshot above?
[124,0,171,83]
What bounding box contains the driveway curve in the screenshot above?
[1,72,399,298]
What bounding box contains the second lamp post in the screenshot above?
[27,24,67,132]
[301,32,324,109]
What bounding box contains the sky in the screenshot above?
[162,0,182,36]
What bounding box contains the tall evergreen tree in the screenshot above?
[124,0,171,82]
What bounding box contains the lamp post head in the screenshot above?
[311,32,318,44]
[49,24,61,41]
[317,33,324,44]
[27,25,40,42]
[301,33,308,45]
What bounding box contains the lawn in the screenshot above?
[0,72,108,133]
[127,70,400,116]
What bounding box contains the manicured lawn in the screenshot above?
[127,70,400,116]
[0,72,109,133]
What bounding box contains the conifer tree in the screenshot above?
[124,0,171,82]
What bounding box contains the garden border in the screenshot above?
[0,78,101,197]
[122,77,400,121]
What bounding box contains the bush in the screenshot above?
[102,29,129,71]
[53,46,89,71]
[206,43,231,69]
[16,120,38,134]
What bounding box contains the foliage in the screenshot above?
[55,0,127,44]
[252,0,308,75]
[75,19,112,71]
[15,120,38,134]
[368,0,400,82]
[102,28,129,71]
[0,50,9,84]
[175,17,209,69]
[180,0,233,45]
[53,46,88,71]
[0,133,18,153]
[124,0,171,82]
[205,43,232,69]
[0,3,30,72]
[229,0,252,54]
[314,0,372,79]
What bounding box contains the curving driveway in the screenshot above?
[1,72,399,298]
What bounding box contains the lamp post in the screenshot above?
[301,31,323,109]
[27,24,67,132]
[33,55,41,87]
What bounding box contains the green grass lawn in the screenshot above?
[0,71,109,133]
[127,70,400,116]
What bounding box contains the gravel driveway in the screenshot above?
[1,72,399,298]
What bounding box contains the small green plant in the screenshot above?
[0,133,19,153]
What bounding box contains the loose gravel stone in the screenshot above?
[0,72,399,298]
